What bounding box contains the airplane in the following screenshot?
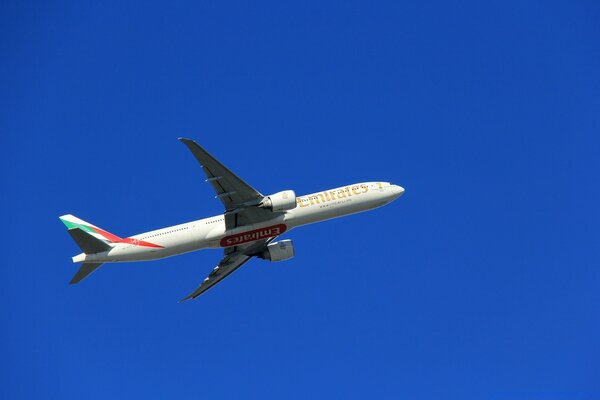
[60,138,405,301]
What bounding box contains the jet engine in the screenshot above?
[258,239,295,262]
[259,190,297,212]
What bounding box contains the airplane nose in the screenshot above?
[390,184,405,198]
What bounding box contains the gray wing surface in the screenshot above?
[179,138,279,228]
[180,238,275,301]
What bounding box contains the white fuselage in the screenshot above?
[76,182,404,264]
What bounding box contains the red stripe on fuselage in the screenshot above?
[91,226,163,248]
[91,226,122,242]
[119,238,164,248]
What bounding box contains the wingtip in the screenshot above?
[178,295,194,303]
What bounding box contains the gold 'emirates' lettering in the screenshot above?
[296,184,369,207]
[220,224,287,247]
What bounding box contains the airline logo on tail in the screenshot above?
[60,215,163,249]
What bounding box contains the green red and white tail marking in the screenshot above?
[60,215,163,248]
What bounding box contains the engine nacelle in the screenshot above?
[258,239,295,262]
[259,190,297,212]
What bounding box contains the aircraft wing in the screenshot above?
[180,238,275,301]
[179,138,278,228]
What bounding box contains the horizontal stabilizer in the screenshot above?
[68,228,111,254]
[70,263,103,284]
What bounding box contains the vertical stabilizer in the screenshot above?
[67,228,112,254]
[59,214,122,243]
[59,215,115,284]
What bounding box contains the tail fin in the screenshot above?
[67,228,111,254]
[60,214,118,285]
[59,214,122,246]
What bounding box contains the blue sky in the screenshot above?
[2,0,599,398]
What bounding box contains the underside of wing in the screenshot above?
[179,138,280,228]
[180,238,275,302]
[179,138,263,210]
